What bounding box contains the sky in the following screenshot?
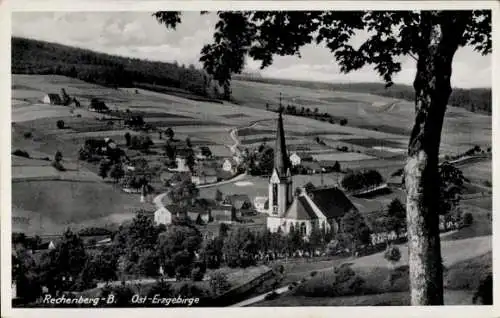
[12,11,492,89]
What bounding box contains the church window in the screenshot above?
[272,184,278,206]
[300,222,307,236]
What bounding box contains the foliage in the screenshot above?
[293,264,365,297]
[340,210,372,252]
[124,132,131,147]
[473,274,492,305]
[201,237,224,269]
[129,135,154,152]
[223,227,258,268]
[384,198,407,236]
[208,270,232,295]
[168,180,199,210]
[156,223,203,279]
[147,279,174,298]
[462,212,474,227]
[12,37,216,99]
[109,163,125,183]
[98,160,111,179]
[164,141,176,161]
[438,162,468,216]
[56,120,65,129]
[384,245,402,264]
[341,169,384,192]
[12,149,30,158]
[38,229,88,294]
[12,247,42,302]
[215,189,224,202]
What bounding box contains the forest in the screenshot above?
[11,37,216,99]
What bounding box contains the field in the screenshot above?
[11,74,492,248]
[12,180,155,235]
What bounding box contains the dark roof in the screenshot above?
[47,93,61,100]
[302,161,322,170]
[308,187,357,219]
[284,196,318,220]
[274,113,291,177]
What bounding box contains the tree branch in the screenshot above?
[408,52,418,61]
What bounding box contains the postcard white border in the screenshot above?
[1,1,499,318]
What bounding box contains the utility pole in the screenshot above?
[279,92,282,110]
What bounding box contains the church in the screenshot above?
[266,113,359,237]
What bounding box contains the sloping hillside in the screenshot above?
[12,37,215,99]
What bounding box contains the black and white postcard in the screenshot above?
[1,1,498,317]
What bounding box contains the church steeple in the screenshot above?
[274,112,290,177]
[268,112,293,217]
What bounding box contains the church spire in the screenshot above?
[274,112,290,177]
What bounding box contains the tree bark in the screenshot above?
[404,11,468,306]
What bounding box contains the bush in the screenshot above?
[51,160,66,171]
[293,264,366,297]
[23,131,32,139]
[76,114,82,118]
[462,212,474,227]
[384,246,402,264]
[310,271,318,277]
[340,118,348,126]
[56,120,65,129]
[473,273,492,305]
[12,149,30,158]
[209,270,231,295]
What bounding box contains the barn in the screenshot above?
[43,93,62,105]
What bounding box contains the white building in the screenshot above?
[222,158,237,174]
[43,93,62,105]
[254,196,268,213]
[289,152,302,167]
[154,207,173,225]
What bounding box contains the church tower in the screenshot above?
[268,112,293,216]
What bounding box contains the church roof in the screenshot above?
[308,187,357,219]
[274,112,291,177]
[284,196,318,220]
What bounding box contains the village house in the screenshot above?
[224,194,253,216]
[289,152,302,167]
[89,98,110,113]
[191,167,218,185]
[222,158,238,174]
[43,93,62,105]
[154,204,211,226]
[266,113,358,237]
[211,204,237,224]
[253,196,269,213]
[302,161,324,174]
[195,146,213,160]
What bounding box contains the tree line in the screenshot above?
[11,37,219,100]
[235,75,492,115]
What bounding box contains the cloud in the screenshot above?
[11,11,491,88]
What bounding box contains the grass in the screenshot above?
[12,180,155,235]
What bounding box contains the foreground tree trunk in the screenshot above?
[404,12,468,305]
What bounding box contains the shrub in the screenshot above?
[56,120,65,129]
[384,246,402,264]
[473,273,493,305]
[51,160,66,171]
[340,118,348,126]
[462,212,474,227]
[310,271,318,277]
[12,149,30,158]
[76,114,82,118]
[209,270,231,295]
[23,132,32,139]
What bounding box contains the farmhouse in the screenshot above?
[191,168,218,185]
[222,158,238,174]
[43,93,62,105]
[196,146,213,160]
[89,98,110,113]
[289,152,302,166]
[253,196,269,213]
[266,113,358,237]
[211,204,237,224]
